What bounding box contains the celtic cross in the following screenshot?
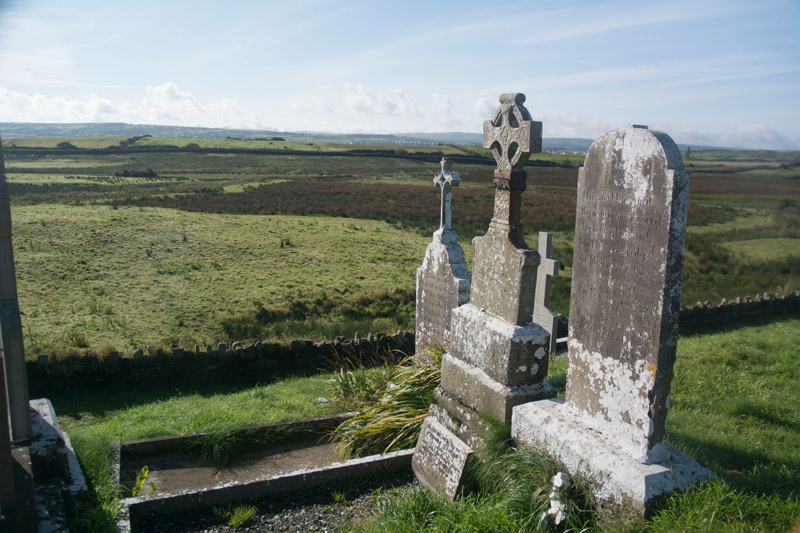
[433,157,460,230]
[483,93,539,172]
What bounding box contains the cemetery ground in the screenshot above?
[2,137,799,530]
[3,138,799,357]
[51,313,800,531]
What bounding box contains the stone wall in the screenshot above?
[26,291,800,394]
[27,331,414,395]
[679,290,800,328]
[555,291,800,339]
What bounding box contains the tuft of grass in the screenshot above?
[331,345,443,459]
[353,444,597,533]
[184,423,316,469]
[214,503,257,529]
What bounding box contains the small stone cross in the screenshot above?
[533,231,560,353]
[483,93,537,171]
[433,157,460,230]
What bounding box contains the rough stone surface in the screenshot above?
[513,125,710,516]
[440,353,555,422]
[415,159,471,354]
[411,417,472,500]
[414,94,553,499]
[448,303,550,385]
[513,400,713,516]
[566,124,689,458]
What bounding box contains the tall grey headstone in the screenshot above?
[0,133,32,442]
[513,125,713,516]
[415,158,471,355]
[413,94,555,500]
[532,231,559,354]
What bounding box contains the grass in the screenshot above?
[56,314,800,531]
[58,373,335,531]
[331,346,443,459]
[214,503,257,528]
[13,204,429,356]
[723,237,800,262]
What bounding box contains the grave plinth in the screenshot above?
[413,94,555,500]
[512,125,712,517]
[415,158,471,356]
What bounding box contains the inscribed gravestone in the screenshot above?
[415,158,471,355]
[413,94,555,500]
[513,125,712,516]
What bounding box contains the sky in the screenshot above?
[0,0,798,150]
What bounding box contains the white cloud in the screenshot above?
[540,114,613,140]
[664,122,796,150]
[472,97,496,121]
[344,84,421,117]
[0,83,271,129]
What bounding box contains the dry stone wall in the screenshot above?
[27,331,414,395]
[24,292,799,395]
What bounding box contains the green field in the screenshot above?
[2,137,799,356]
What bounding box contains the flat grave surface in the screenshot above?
[122,439,339,496]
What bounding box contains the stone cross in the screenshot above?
[532,232,559,354]
[483,93,540,172]
[433,158,460,231]
[414,94,554,500]
[513,125,712,516]
[414,159,471,356]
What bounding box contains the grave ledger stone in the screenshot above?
[513,125,713,516]
[414,158,471,355]
[413,94,556,500]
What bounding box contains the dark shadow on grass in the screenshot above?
[678,311,800,338]
[667,432,800,498]
[730,402,800,431]
[46,377,289,421]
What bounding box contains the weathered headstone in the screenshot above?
[413,94,555,499]
[414,158,471,355]
[513,125,713,516]
[532,232,559,354]
[0,133,33,443]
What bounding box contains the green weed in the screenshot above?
[214,503,257,528]
[130,465,156,497]
[331,345,442,459]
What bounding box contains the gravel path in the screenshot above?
[134,472,415,532]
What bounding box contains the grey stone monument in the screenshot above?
[513,125,713,516]
[414,158,471,355]
[532,231,559,354]
[413,93,556,500]
[0,133,32,443]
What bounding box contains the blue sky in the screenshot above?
[1,0,798,149]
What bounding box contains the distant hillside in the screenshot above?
[0,122,747,152]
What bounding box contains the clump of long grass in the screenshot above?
[354,434,599,532]
[184,423,315,469]
[330,345,443,459]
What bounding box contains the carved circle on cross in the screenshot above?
[483,93,534,171]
